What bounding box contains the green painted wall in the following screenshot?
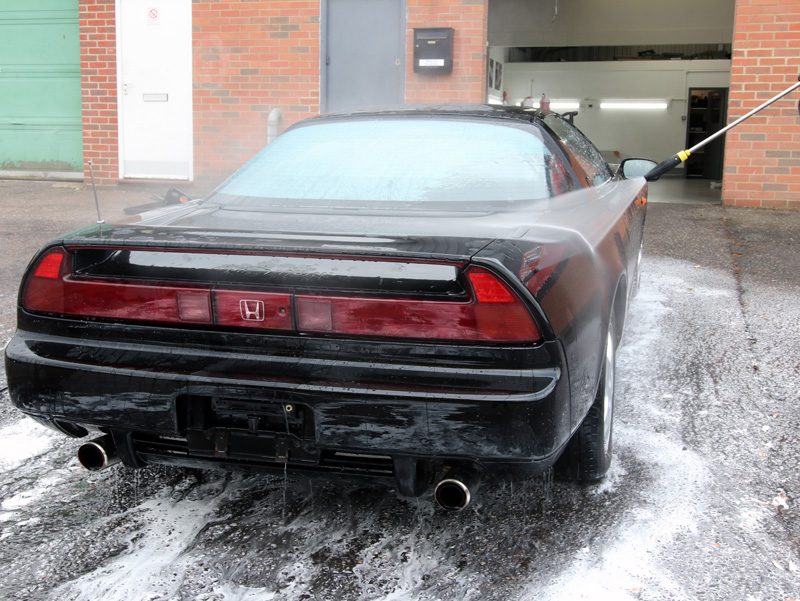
[0,1,82,172]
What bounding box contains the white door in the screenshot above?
[117,0,192,180]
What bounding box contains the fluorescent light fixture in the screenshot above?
[600,101,669,110]
[550,101,580,110]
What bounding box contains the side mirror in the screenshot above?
[619,158,658,180]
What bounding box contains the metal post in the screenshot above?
[88,160,104,225]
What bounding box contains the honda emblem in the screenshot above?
[240,299,265,321]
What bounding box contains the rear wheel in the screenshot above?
[579,313,616,481]
[556,313,616,483]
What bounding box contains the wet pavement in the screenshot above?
[1,178,799,600]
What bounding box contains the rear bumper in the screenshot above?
[5,314,571,475]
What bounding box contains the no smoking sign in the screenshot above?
[148,7,159,25]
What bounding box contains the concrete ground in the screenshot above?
[647,174,724,205]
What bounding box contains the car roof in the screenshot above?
[303,103,550,126]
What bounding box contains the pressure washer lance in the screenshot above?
[645,75,800,182]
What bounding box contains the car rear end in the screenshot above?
[5,238,570,498]
[5,107,582,504]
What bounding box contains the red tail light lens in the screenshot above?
[296,267,541,343]
[72,282,213,323]
[467,267,541,342]
[296,295,478,340]
[467,270,516,303]
[23,248,213,324]
[21,250,542,344]
[32,251,65,279]
[30,278,214,324]
[23,249,70,314]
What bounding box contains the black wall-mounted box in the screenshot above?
[413,28,454,74]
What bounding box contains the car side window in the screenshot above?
[542,114,612,188]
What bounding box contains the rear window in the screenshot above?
[210,118,573,207]
[542,114,612,188]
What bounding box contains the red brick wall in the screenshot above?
[78,0,488,185]
[405,0,488,104]
[79,0,119,183]
[723,0,800,209]
[192,1,321,184]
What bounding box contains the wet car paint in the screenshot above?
[4,106,646,496]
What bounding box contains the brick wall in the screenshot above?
[79,0,118,183]
[193,0,489,182]
[723,0,800,209]
[79,0,488,185]
[405,0,488,104]
[192,1,320,184]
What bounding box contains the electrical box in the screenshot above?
[413,28,454,74]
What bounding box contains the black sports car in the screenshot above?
[5,105,654,510]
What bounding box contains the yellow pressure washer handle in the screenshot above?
[645,150,691,182]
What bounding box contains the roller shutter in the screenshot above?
[0,1,82,177]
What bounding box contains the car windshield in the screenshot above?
[209,117,572,208]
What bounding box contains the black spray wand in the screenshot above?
[645,75,800,182]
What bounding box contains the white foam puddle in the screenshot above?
[527,258,723,600]
[0,419,59,471]
[193,584,280,601]
[531,428,712,601]
[54,481,230,601]
[1,475,60,510]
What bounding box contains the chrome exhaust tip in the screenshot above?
[77,434,120,471]
[434,465,482,511]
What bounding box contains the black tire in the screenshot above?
[555,312,616,483]
[577,312,616,482]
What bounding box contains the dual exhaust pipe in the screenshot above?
[434,464,482,512]
[77,436,481,511]
[77,434,120,471]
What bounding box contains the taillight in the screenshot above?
[61,283,213,323]
[22,248,214,324]
[22,248,70,314]
[295,267,541,343]
[32,251,65,279]
[21,249,542,344]
[466,267,541,342]
[296,295,476,339]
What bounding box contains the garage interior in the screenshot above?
[486,0,735,185]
